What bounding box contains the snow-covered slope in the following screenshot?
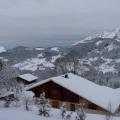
[35,47,45,51]
[50,47,60,52]
[73,28,120,45]
[70,29,120,74]
[54,28,120,88]
[0,46,6,53]
[14,57,55,71]
[12,47,62,71]
[0,108,120,120]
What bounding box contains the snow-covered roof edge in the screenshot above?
[18,74,38,82]
[0,92,14,98]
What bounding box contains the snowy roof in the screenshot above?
[0,92,14,98]
[26,73,120,113]
[18,74,38,82]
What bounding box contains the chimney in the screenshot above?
[64,73,69,78]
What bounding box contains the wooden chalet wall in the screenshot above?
[31,81,79,102]
[31,81,107,113]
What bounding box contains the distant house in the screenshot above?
[17,74,38,85]
[27,73,120,114]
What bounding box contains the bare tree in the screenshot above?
[24,95,30,111]
[67,54,79,74]
[55,54,79,75]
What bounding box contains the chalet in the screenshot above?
[17,74,38,85]
[27,73,120,115]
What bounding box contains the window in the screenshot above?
[52,100,60,108]
[70,103,75,111]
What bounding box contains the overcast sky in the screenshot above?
[0,0,120,47]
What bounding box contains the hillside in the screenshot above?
[1,29,120,87]
[0,46,67,79]
[56,29,120,88]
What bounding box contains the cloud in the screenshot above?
[0,0,119,42]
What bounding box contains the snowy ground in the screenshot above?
[0,107,120,120]
[13,54,61,71]
[0,46,6,53]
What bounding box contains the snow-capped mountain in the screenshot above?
[1,29,120,87]
[62,28,120,87]
[73,28,120,45]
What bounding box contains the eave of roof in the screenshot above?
[18,74,38,82]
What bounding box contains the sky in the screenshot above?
[0,0,120,48]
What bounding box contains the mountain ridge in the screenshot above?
[1,29,120,87]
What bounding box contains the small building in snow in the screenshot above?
[27,73,120,115]
[0,92,14,101]
[17,74,38,85]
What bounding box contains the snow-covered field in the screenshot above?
[13,54,61,71]
[0,46,6,53]
[50,47,60,52]
[0,108,120,120]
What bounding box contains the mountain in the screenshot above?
[1,29,120,87]
[0,46,67,79]
[13,47,62,71]
[65,28,120,87]
[1,46,65,68]
[73,28,120,45]
[71,28,120,73]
